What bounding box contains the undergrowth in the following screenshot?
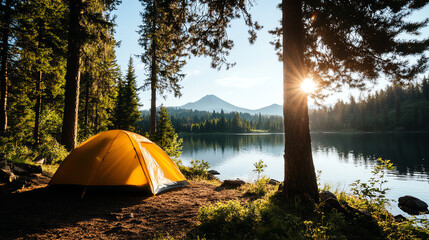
[240,176,278,198]
[185,159,429,240]
[0,135,68,166]
[173,158,214,182]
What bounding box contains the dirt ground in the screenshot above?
[0,176,246,240]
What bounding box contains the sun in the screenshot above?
[301,78,316,94]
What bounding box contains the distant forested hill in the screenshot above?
[137,108,284,133]
[309,79,429,132]
[137,79,429,133]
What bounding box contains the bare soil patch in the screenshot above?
[0,179,246,239]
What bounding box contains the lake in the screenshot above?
[179,132,429,216]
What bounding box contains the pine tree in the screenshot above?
[61,0,121,150]
[123,57,140,131]
[138,0,186,136]
[139,0,261,136]
[113,57,140,131]
[232,113,242,132]
[155,106,182,158]
[78,2,120,137]
[0,0,14,135]
[423,77,429,101]
[113,77,126,129]
[15,0,68,145]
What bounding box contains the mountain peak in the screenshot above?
[179,95,282,116]
[203,94,217,98]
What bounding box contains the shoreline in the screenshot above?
[178,130,429,135]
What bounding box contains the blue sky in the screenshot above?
[113,1,429,110]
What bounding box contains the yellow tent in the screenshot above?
[49,130,189,194]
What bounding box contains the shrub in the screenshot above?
[350,158,393,213]
[197,200,264,239]
[36,135,69,164]
[0,137,34,164]
[174,159,211,181]
[253,159,267,180]
[241,176,277,197]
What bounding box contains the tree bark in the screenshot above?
[34,71,42,145]
[84,73,90,136]
[34,18,45,145]
[150,75,156,136]
[149,0,157,137]
[282,0,319,202]
[0,0,11,135]
[61,0,83,150]
[94,91,99,133]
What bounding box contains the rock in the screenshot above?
[342,203,361,215]
[208,170,220,175]
[33,157,45,165]
[324,198,345,213]
[398,195,428,215]
[12,165,28,175]
[319,190,337,202]
[394,214,407,223]
[268,179,280,185]
[220,179,245,189]
[0,169,17,183]
[12,163,42,175]
[278,182,284,191]
[207,174,220,181]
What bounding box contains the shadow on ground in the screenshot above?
[0,187,152,239]
[0,181,245,239]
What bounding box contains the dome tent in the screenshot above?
[49,130,189,194]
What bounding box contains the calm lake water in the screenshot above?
[180,133,429,216]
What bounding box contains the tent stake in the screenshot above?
[81,187,87,199]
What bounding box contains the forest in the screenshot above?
[138,109,284,133]
[0,0,260,165]
[0,1,125,165]
[309,79,429,132]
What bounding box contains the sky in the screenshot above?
[113,1,429,110]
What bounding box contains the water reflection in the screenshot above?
[182,133,284,153]
[181,133,284,166]
[180,133,429,216]
[311,133,429,176]
[181,133,429,177]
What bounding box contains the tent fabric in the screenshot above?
[49,130,189,194]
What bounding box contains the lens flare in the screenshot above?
[301,78,316,94]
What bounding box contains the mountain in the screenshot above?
[177,95,283,116]
[254,104,283,116]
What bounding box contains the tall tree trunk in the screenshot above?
[34,71,42,145]
[150,75,156,136]
[282,0,319,202]
[0,0,11,135]
[149,0,157,137]
[61,0,83,150]
[94,97,99,133]
[84,73,90,136]
[34,18,44,145]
